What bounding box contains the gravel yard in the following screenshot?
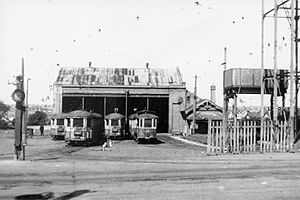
[1,129,300,200]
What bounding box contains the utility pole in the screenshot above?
[273,0,279,141]
[222,47,228,153]
[192,75,197,134]
[295,0,299,135]
[24,77,31,160]
[21,59,27,160]
[290,0,296,148]
[261,0,265,153]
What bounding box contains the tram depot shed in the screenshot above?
[53,67,186,134]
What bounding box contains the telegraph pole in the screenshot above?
[23,77,31,160]
[273,0,279,141]
[222,47,228,153]
[21,59,27,160]
[295,0,299,135]
[261,0,265,153]
[192,75,197,134]
[290,0,296,148]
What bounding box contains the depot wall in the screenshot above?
[53,84,186,134]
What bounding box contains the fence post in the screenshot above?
[233,120,236,153]
[207,118,212,155]
[284,121,287,151]
[243,121,246,153]
[253,121,257,152]
[229,123,233,153]
[222,120,225,153]
[218,121,221,154]
[260,120,263,153]
[281,121,283,151]
[250,121,253,152]
[236,121,239,153]
[263,120,267,153]
[276,121,280,151]
[266,121,270,152]
[247,121,250,152]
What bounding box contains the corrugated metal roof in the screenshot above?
[55,67,184,86]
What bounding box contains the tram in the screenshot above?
[50,113,68,140]
[104,112,125,139]
[129,110,158,143]
[65,110,104,146]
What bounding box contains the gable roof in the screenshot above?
[55,67,184,87]
[185,99,222,115]
[183,99,223,121]
[186,110,223,120]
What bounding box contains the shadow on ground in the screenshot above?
[14,189,94,200]
[138,139,165,145]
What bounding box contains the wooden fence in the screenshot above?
[207,119,292,155]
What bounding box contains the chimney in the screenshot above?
[146,62,150,85]
[88,61,92,68]
[210,85,216,103]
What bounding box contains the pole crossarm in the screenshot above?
[264,0,290,18]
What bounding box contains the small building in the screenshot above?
[182,99,223,134]
[53,67,186,134]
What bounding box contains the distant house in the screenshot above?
[185,90,203,108]
[182,98,223,134]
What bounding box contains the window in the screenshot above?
[111,119,119,126]
[144,119,152,128]
[66,118,71,127]
[87,118,93,127]
[73,118,84,127]
[57,119,64,125]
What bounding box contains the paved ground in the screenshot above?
[1,130,300,200]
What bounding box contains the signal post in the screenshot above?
[11,58,26,160]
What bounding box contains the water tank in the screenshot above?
[224,68,288,95]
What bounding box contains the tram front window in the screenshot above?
[144,119,152,128]
[111,119,119,126]
[57,119,64,125]
[73,118,84,127]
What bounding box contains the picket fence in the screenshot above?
[207,119,293,155]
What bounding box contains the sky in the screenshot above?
[0,0,295,108]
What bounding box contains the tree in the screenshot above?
[0,101,11,129]
[28,111,48,126]
[0,101,10,118]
